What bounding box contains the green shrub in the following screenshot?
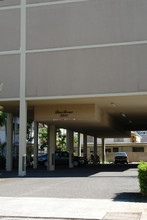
[138,161,147,196]
[0,155,6,169]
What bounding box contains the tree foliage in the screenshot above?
[56,128,66,151]
[39,126,48,151]
[0,106,7,127]
[26,120,34,143]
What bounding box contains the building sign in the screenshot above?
[55,110,73,117]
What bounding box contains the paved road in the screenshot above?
[0,164,147,220]
[0,164,141,200]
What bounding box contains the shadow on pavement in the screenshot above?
[0,163,139,178]
[113,192,147,203]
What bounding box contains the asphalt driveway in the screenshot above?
[0,164,141,201]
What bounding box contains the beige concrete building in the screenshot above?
[74,132,147,163]
[1,0,147,175]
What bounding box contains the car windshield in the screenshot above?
[115,152,127,156]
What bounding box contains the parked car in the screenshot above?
[38,151,88,167]
[114,152,128,164]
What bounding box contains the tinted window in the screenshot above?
[115,152,127,156]
[133,147,144,152]
[113,147,118,152]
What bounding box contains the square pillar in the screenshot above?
[94,136,97,162]
[102,138,106,164]
[78,132,81,157]
[68,130,74,168]
[6,113,13,171]
[18,101,27,176]
[19,0,27,176]
[66,129,70,152]
[47,125,56,171]
[33,122,38,169]
[83,134,87,158]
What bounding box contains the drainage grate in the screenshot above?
[103,212,142,220]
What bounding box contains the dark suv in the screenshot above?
[38,151,88,167]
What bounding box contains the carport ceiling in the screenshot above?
[27,93,147,132]
[1,93,147,136]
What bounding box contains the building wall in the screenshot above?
[1,1,147,99]
[74,143,147,162]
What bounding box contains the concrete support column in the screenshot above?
[18,101,27,176]
[78,132,81,157]
[83,134,87,158]
[102,138,106,164]
[33,122,38,169]
[94,136,97,163]
[19,0,26,177]
[66,130,70,151]
[6,113,13,171]
[68,130,74,168]
[47,125,56,171]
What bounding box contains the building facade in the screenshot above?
[1,0,147,175]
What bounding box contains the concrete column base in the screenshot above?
[6,113,13,171]
[47,125,56,171]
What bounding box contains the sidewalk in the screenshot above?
[0,197,146,220]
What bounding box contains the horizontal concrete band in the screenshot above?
[1,41,147,55]
[0,0,88,11]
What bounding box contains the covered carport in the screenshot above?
[1,93,147,176]
[1,0,147,176]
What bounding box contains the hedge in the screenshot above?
[138,161,147,196]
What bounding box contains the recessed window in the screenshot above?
[114,138,124,142]
[106,149,111,152]
[113,147,118,152]
[133,147,144,152]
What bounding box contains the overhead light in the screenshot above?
[122,113,127,118]
[111,103,116,108]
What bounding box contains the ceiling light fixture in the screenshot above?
[122,113,127,118]
[111,103,116,108]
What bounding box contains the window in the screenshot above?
[133,147,144,152]
[87,136,94,143]
[113,147,118,152]
[106,149,111,152]
[114,138,124,142]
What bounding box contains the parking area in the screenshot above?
[0,164,142,201]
